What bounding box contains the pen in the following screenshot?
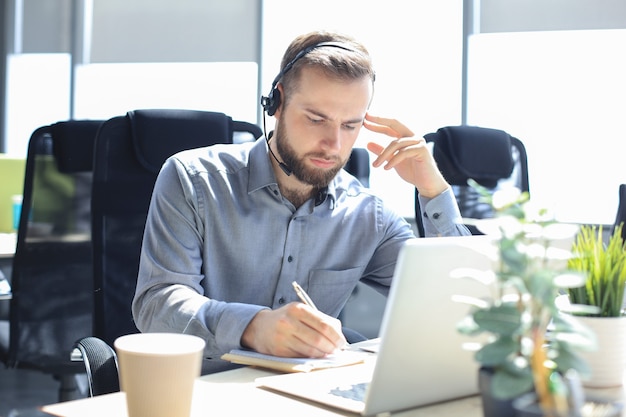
[292,281,318,310]
[292,281,349,349]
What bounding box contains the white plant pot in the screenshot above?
[575,315,626,388]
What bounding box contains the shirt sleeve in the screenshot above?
[131,157,267,359]
[417,187,471,237]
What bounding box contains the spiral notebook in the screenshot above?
[256,235,493,416]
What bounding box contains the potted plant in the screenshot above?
[456,181,595,417]
[564,223,626,388]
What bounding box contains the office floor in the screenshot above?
[0,367,60,417]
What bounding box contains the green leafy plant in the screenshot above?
[456,180,594,416]
[567,223,626,318]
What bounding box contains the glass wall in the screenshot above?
[261,0,464,217]
[467,29,626,225]
[4,54,71,155]
[4,0,626,224]
[2,0,260,157]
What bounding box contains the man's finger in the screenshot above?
[366,142,384,156]
[364,114,414,137]
[363,119,401,138]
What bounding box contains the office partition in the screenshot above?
[467,29,626,225]
[261,0,464,218]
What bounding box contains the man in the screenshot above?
[132,30,469,374]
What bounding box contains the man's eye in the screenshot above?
[309,117,324,124]
[343,124,358,131]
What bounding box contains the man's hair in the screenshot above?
[278,31,375,107]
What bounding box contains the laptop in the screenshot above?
[256,235,493,416]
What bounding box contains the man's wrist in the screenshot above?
[240,309,268,350]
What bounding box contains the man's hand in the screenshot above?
[241,302,347,358]
[363,114,449,198]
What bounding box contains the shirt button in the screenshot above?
[432,212,441,220]
[278,297,285,304]
[287,255,293,262]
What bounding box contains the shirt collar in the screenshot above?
[247,138,277,194]
[247,137,339,206]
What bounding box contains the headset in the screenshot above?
[260,41,356,116]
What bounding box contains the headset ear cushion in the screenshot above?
[266,88,281,116]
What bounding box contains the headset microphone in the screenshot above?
[267,131,292,176]
[263,118,292,176]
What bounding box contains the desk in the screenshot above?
[0,231,91,253]
[42,366,484,417]
[0,232,16,259]
[0,233,15,300]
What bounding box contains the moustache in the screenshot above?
[307,153,342,163]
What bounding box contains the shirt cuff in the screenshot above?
[417,187,467,237]
[213,303,270,353]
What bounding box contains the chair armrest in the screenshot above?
[72,336,120,397]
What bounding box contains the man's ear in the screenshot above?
[273,83,285,118]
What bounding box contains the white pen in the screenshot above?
[292,281,318,310]
[292,281,350,349]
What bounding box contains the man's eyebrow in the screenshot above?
[305,109,364,125]
[344,117,365,125]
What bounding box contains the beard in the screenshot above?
[274,128,347,189]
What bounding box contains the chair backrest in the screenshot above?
[7,120,102,372]
[344,147,370,188]
[612,184,626,242]
[91,109,263,347]
[415,125,529,236]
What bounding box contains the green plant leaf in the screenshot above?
[475,337,519,366]
[458,180,600,407]
[551,344,591,378]
[456,315,481,336]
[567,223,626,317]
[473,304,522,336]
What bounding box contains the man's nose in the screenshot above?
[322,125,342,151]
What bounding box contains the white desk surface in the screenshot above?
[41,363,626,417]
[42,365,484,417]
[0,232,16,259]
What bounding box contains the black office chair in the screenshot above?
[612,184,626,242]
[66,109,259,396]
[2,120,102,401]
[74,109,369,396]
[414,125,529,236]
[345,147,370,188]
[89,109,262,349]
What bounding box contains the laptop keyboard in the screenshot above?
[329,382,369,402]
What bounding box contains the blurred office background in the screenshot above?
[1,0,626,227]
[0,1,625,413]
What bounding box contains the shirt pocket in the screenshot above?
[306,266,364,316]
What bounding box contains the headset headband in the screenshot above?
[261,42,356,116]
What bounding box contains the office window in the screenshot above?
[73,62,258,123]
[4,54,71,156]
[467,29,626,225]
[261,0,464,218]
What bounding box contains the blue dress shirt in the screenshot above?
[132,138,468,373]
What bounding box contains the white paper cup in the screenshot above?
[114,333,205,417]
